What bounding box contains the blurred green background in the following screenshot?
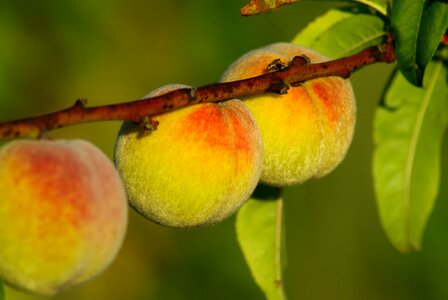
[1,1,448,299]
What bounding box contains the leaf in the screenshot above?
[0,280,4,300]
[236,185,286,300]
[292,7,387,59]
[355,0,388,15]
[373,60,448,252]
[418,2,448,72]
[391,0,448,86]
[241,0,299,16]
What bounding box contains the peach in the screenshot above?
[221,43,356,186]
[0,139,128,295]
[114,84,263,228]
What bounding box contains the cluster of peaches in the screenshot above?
[0,43,356,295]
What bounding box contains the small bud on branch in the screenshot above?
[0,42,395,140]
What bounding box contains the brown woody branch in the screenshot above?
[240,0,299,16]
[0,42,395,140]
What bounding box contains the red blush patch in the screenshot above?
[181,104,232,150]
[308,79,341,125]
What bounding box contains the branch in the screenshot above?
[0,42,395,140]
[241,0,299,16]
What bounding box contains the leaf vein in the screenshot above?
[403,62,443,249]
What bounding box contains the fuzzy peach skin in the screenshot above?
[221,43,356,186]
[0,140,128,296]
[114,84,263,228]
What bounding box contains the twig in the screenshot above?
[0,42,395,140]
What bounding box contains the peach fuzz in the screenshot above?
[0,139,128,295]
[114,84,263,228]
[221,43,356,186]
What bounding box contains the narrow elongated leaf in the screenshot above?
[292,7,386,58]
[391,0,448,86]
[373,61,448,252]
[418,2,448,71]
[236,185,286,300]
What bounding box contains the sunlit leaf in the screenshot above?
[391,0,448,86]
[373,61,448,252]
[355,0,388,15]
[241,0,298,16]
[236,185,286,300]
[293,7,386,58]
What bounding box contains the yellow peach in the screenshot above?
[114,84,263,228]
[221,43,356,186]
[0,139,128,295]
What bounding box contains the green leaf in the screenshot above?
[0,280,4,300]
[373,60,448,252]
[292,7,387,59]
[418,2,448,72]
[236,185,286,300]
[391,0,448,86]
[354,0,388,15]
